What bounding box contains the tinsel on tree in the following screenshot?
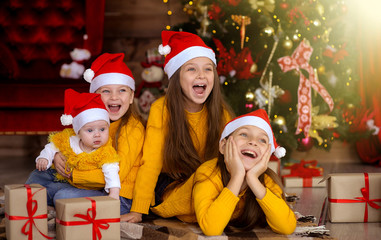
[172,0,368,156]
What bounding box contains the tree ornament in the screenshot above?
[273,115,286,126]
[262,26,275,37]
[248,0,275,12]
[278,40,334,137]
[250,62,258,73]
[282,36,293,50]
[245,89,255,102]
[297,136,314,151]
[316,2,324,16]
[308,106,338,145]
[292,32,300,42]
[231,15,251,49]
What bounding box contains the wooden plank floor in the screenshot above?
[1,143,381,240]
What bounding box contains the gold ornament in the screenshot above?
[308,106,338,145]
[316,3,324,16]
[245,89,255,102]
[248,0,275,13]
[313,19,321,27]
[273,116,286,126]
[318,65,325,74]
[282,36,293,50]
[250,63,258,73]
[231,15,251,49]
[292,33,300,41]
[262,26,274,37]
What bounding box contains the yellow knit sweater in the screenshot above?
[152,158,297,236]
[70,115,145,199]
[131,96,232,214]
[51,128,119,189]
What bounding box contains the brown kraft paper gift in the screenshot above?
[55,196,120,240]
[5,184,51,240]
[327,173,381,222]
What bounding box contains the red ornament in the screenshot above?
[279,89,292,104]
[208,3,224,20]
[280,2,289,9]
[297,136,314,151]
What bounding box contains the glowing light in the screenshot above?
[224,82,228,85]
[212,30,216,34]
[167,10,172,15]
[280,130,283,134]
[163,0,168,3]
[166,25,171,30]
[189,1,193,5]
[289,107,292,111]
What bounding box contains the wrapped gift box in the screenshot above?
[5,184,50,240]
[281,159,325,187]
[55,196,120,240]
[268,155,281,175]
[327,173,381,222]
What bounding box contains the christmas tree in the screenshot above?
[169,0,366,157]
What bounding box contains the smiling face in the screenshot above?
[220,125,270,171]
[96,84,134,121]
[78,120,109,153]
[179,57,214,112]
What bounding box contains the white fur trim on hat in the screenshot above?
[83,68,95,83]
[164,46,216,79]
[60,114,73,126]
[220,116,276,154]
[158,44,171,55]
[274,146,286,158]
[89,72,136,93]
[72,108,110,134]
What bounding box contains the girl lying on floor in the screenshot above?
[151,109,296,236]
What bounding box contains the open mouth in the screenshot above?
[108,104,121,113]
[241,150,257,159]
[193,84,206,95]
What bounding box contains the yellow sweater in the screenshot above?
[152,158,296,236]
[131,96,232,214]
[71,115,145,200]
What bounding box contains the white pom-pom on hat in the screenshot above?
[60,114,73,126]
[274,146,286,158]
[158,44,171,55]
[83,68,94,83]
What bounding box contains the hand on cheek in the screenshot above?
[246,144,271,179]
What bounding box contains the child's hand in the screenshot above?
[246,144,271,180]
[121,212,143,223]
[108,188,120,200]
[53,152,71,179]
[224,137,245,179]
[36,158,48,171]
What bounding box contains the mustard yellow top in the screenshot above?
[131,96,232,214]
[71,115,145,199]
[152,158,297,236]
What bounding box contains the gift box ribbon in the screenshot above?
[5,184,52,240]
[328,173,381,222]
[56,197,120,240]
[283,160,323,187]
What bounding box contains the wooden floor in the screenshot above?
[1,141,381,240]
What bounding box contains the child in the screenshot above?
[27,53,145,220]
[126,30,234,221]
[152,109,296,236]
[35,88,120,199]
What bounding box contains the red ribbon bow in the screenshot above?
[5,184,52,240]
[323,43,349,64]
[283,160,322,187]
[328,173,381,222]
[56,197,120,240]
[277,40,334,137]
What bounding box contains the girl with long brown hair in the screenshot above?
[153,109,296,236]
[125,30,234,222]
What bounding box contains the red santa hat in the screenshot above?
[83,53,135,93]
[220,109,286,158]
[158,30,216,79]
[60,89,110,134]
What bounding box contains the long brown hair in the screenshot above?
[217,152,285,231]
[163,66,234,182]
[113,101,144,151]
